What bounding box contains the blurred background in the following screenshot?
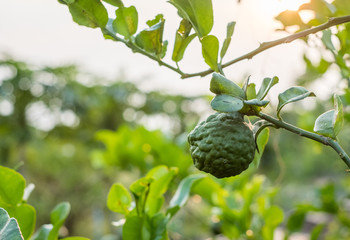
[1,0,350,239]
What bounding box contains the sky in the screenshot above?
[0,0,310,97]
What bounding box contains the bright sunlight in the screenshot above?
[263,0,310,15]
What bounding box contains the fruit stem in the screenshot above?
[257,112,350,169]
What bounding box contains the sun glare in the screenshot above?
[262,0,310,16]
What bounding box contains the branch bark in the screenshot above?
[182,15,350,79]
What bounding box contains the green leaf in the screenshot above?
[275,10,305,29]
[172,19,196,62]
[210,73,245,98]
[252,127,270,168]
[314,110,337,138]
[277,86,316,119]
[256,76,279,100]
[61,237,91,240]
[7,204,36,239]
[265,205,284,226]
[333,94,344,137]
[102,0,123,7]
[31,224,53,240]
[113,6,138,39]
[145,166,177,216]
[48,202,71,240]
[243,99,269,107]
[322,29,335,51]
[311,224,326,240]
[150,213,169,240]
[168,174,205,218]
[286,210,306,232]
[210,94,244,113]
[0,208,24,240]
[65,0,108,28]
[168,0,213,38]
[50,202,70,226]
[107,183,132,214]
[122,216,143,240]
[130,177,153,197]
[201,35,219,71]
[135,16,166,57]
[0,166,25,206]
[220,21,236,60]
[246,83,257,100]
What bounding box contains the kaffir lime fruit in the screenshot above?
[188,112,255,178]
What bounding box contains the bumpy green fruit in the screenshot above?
[188,112,255,178]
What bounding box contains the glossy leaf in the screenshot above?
[168,174,205,217]
[113,6,138,38]
[102,0,123,7]
[0,208,23,240]
[135,16,166,57]
[0,166,25,206]
[48,202,71,240]
[210,73,245,98]
[65,0,108,28]
[168,0,213,37]
[220,21,236,60]
[314,110,337,138]
[31,224,53,240]
[172,19,196,62]
[256,76,279,100]
[277,86,315,119]
[107,183,132,214]
[210,94,244,113]
[7,204,36,239]
[201,35,219,71]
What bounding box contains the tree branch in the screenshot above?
[182,15,350,79]
[257,111,350,169]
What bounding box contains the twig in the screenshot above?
[257,111,350,169]
[182,15,350,79]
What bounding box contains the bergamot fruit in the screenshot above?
[188,112,255,178]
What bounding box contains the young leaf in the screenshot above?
[48,202,71,240]
[0,208,24,240]
[31,224,53,240]
[256,76,279,100]
[0,166,25,207]
[252,128,269,168]
[107,183,132,214]
[135,16,166,57]
[113,6,138,39]
[201,35,219,72]
[210,73,245,98]
[168,0,213,38]
[210,94,244,113]
[246,83,257,100]
[220,21,236,61]
[64,0,108,28]
[277,86,315,119]
[167,174,205,218]
[172,19,196,62]
[333,94,344,137]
